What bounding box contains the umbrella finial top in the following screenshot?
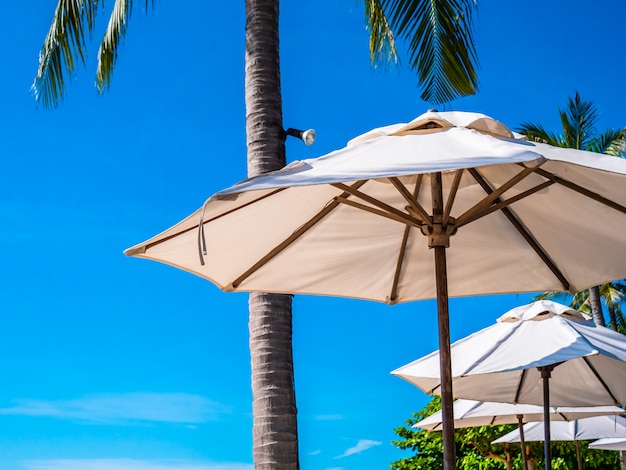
[498,300,588,323]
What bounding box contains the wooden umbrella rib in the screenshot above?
[388,225,411,305]
[534,167,626,215]
[582,356,620,405]
[456,180,555,228]
[442,170,463,227]
[388,178,422,304]
[456,166,539,226]
[514,368,529,404]
[335,197,421,227]
[230,181,367,289]
[468,169,571,292]
[130,187,289,255]
[388,177,432,226]
[331,182,424,225]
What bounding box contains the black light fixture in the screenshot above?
[282,127,316,146]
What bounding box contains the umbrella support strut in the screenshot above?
[538,365,555,470]
[517,414,529,470]
[430,172,456,470]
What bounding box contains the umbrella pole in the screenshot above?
[434,245,455,470]
[517,415,529,470]
[539,365,554,470]
[430,172,456,470]
[575,441,583,470]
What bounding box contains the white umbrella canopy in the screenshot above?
[416,399,624,470]
[393,300,626,470]
[414,400,625,431]
[125,110,626,303]
[493,416,626,470]
[589,438,626,451]
[493,415,626,443]
[125,111,626,470]
[391,300,626,408]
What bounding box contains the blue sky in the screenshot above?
[1,1,625,470]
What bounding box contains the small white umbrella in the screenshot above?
[415,400,624,431]
[589,437,626,451]
[126,111,626,470]
[414,400,624,470]
[494,416,626,443]
[392,300,626,470]
[493,415,626,470]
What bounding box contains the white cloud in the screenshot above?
[23,459,253,470]
[313,414,343,421]
[0,393,231,425]
[335,439,382,458]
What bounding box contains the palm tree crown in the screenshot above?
[521,92,626,331]
[33,0,479,107]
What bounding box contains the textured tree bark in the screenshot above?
[245,1,299,469]
[589,285,605,327]
[249,293,298,469]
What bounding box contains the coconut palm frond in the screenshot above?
[606,137,626,157]
[364,0,399,69]
[32,0,102,108]
[96,0,132,92]
[587,128,626,155]
[382,0,479,104]
[533,291,575,304]
[559,92,597,150]
[517,122,563,146]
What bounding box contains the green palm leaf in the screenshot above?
[517,122,562,146]
[364,0,399,68]
[96,0,131,93]
[32,0,152,108]
[381,0,479,104]
[31,0,101,108]
[559,92,597,149]
[529,93,626,331]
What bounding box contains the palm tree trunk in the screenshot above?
[589,286,605,326]
[245,1,299,469]
[249,293,298,469]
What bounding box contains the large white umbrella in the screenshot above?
[392,300,626,470]
[416,400,624,470]
[125,111,626,470]
[589,437,626,451]
[493,415,626,470]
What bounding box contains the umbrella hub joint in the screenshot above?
[537,364,555,378]
[422,216,457,248]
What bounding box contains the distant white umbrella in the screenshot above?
[414,399,624,470]
[126,111,626,470]
[493,415,626,470]
[415,400,624,431]
[392,300,626,470]
[589,437,626,451]
[494,416,626,443]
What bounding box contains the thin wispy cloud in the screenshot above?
[313,414,343,421]
[23,459,253,470]
[335,439,382,458]
[0,393,231,425]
